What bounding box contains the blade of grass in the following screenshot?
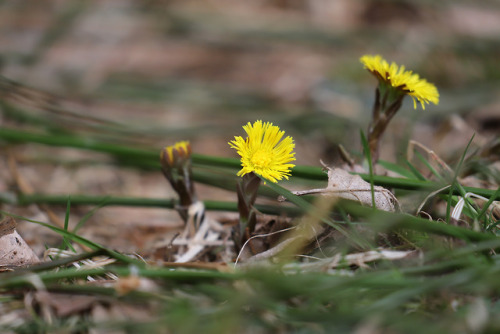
[258,176,316,214]
[0,210,143,266]
[4,188,499,216]
[405,160,427,181]
[0,265,239,290]
[339,200,496,243]
[2,128,499,200]
[446,134,475,223]
[73,200,109,234]
[20,249,108,272]
[377,159,415,179]
[9,193,302,216]
[63,197,76,252]
[260,175,370,249]
[415,150,446,182]
[0,127,158,160]
[482,186,500,231]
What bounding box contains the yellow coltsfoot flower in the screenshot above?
[360,54,439,109]
[229,120,295,183]
[160,140,196,221]
[161,140,191,168]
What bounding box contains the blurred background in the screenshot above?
[1,0,499,253]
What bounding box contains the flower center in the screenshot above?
[251,149,272,168]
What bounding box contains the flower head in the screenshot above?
[360,54,439,109]
[160,140,196,218]
[229,120,295,183]
[161,141,191,168]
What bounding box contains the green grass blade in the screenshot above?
[377,159,415,179]
[446,134,476,223]
[73,201,108,234]
[0,211,143,266]
[405,160,427,181]
[62,197,76,252]
[339,200,496,243]
[479,185,500,230]
[415,150,446,182]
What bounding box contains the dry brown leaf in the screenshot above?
[292,165,398,212]
[0,216,40,266]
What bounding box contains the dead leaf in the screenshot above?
[292,164,398,212]
[0,217,40,266]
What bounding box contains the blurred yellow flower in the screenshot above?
[360,54,439,109]
[161,140,191,167]
[229,120,295,183]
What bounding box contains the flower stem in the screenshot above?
[367,89,405,165]
[235,172,261,251]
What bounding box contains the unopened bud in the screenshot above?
[160,140,196,223]
[161,141,191,169]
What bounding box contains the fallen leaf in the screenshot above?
[292,165,398,212]
[0,217,40,266]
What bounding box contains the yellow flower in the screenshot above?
[229,120,295,183]
[360,54,439,109]
[161,140,191,167]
